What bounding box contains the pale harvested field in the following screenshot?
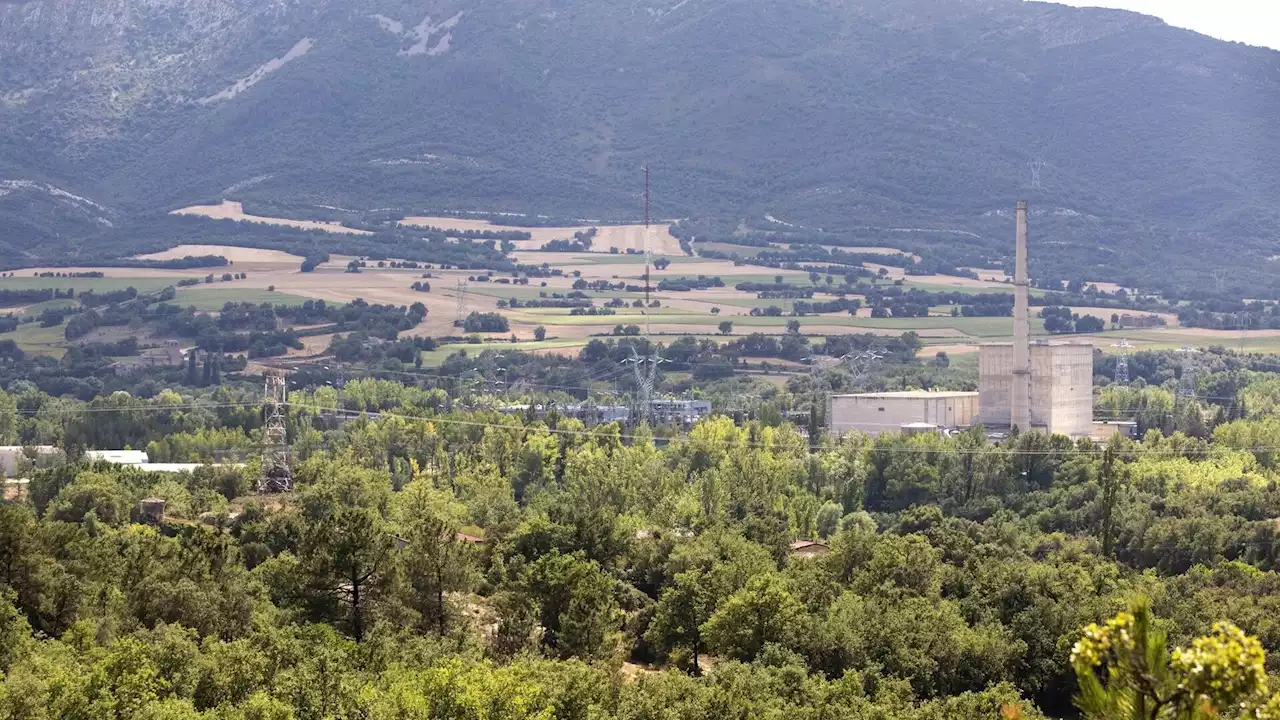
[1086,280,1128,293]
[865,263,1010,289]
[290,333,337,356]
[135,244,305,265]
[922,343,981,356]
[804,245,921,261]
[963,267,1010,282]
[1170,328,1280,339]
[171,201,373,235]
[402,216,684,255]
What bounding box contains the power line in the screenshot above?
[278,400,1280,457]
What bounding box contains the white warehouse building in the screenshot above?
[978,341,1094,438]
[828,391,980,437]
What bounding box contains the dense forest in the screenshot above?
[6,369,1280,717]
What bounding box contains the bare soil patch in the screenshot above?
[135,244,305,265]
[923,343,980,356]
[171,201,373,235]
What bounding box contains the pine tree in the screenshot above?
[186,349,197,385]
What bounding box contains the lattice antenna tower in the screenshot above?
[258,369,292,493]
[1111,339,1133,384]
[842,348,884,392]
[454,279,469,327]
[1211,268,1229,295]
[1029,157,1046,191]
[1176,345,1199,399]
[623,346,665,425]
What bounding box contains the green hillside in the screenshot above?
[1,0,1278,294]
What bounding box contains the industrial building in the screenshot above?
[650,399,713,426]
[826,202,1096,441]
[975,201,1095,439]
[978,341,1094,437]
[0,446,57,476]
[828,391,979,437]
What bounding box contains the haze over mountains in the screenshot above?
[2,0,1278,291]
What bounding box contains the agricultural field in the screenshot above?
[171,201,372,235]
[175,288,310,310]
[0,275,181,293]
[0,204,1236,365]
[401,216,683,255]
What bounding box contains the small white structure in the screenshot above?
[828,391,979,437]
[85,450,150,465]
[1091,420,1138,442]
[0,446,57,476]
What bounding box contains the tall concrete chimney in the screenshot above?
[1011,200,1032,432]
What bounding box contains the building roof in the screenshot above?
[134,463,245,473]
[86,450,150,464]
[831,391,978,399]
[788,539,829,551]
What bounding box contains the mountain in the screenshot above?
[2,0,1279,292]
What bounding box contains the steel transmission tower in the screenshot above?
[258,369,292,493]
[1111,339,1133,384]
[623,346,664,425]
[454,280,469,327]
[1176,346,1199,399]
[842,348,884,392]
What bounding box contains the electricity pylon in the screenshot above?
[1111,339,1133,384]
[258,369,292,493]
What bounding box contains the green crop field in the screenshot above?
[419,337,594,366]
[0,276,182,293]
[174,287,309,310]
[8,320,69,358]
[697,242,767,257]
[20,299,80,316]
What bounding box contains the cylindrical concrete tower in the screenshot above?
[1012,200,1032,432]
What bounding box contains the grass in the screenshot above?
[0,276,182,293]
[698,242,767,257]
[465,285,647,302]
[174,287,309,310]
[418,337,590,366]
[8,320,69,358]
[21,299,80,316]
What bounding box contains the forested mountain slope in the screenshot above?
[2,0,1279,289]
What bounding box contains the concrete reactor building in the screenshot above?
[978,342,1093,437]
[827,200,1093,439]
[977,200,1093,438]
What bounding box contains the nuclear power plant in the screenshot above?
[828,200,1095,439]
